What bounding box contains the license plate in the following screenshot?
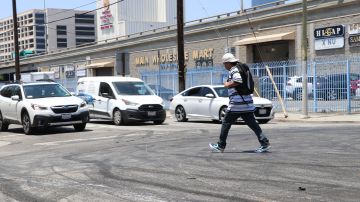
[259,109,267,115]
[62,114,72,119]
[148,111,156,116]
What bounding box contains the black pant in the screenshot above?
[218,111,269,148]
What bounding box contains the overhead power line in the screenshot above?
[45,0,98,18]
[15,0,122,33]
[44,0,124,25]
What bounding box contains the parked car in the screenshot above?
[285,76,314,100]
[148,84,175,100]
[315,73,360,100]
[350,79,360,96]
[76,76,166,125]
[259,75,290,100]
[0,81,90,134]
[169,85,275,124]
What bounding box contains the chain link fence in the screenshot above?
[140,57,360,113]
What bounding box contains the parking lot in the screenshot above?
[0,119,359,201]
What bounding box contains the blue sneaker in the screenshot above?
[255,145,271,153]
[209,143,224,153]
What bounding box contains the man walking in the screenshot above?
[209,53,270,153]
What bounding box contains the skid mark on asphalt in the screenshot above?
[33,132,150,146]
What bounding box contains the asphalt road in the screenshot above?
[0,119,359,202]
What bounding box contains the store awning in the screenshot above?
[85,61,114,68]
[233,32,295,46]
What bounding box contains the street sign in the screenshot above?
[314,25,345,39]
[349,23,360,35]
[315,37,344,50]
[349,34,360,47]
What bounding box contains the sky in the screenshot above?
[0,0,252,22]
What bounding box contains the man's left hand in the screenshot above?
[224,81,231,88]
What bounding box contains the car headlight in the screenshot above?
[122,99,138,106]
[31,104,48,110]
[80,101,87,108]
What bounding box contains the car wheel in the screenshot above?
[218,106,227,123]
[153,120,164,125]
[257,119,271,124]
[175,106,188,122]
[326,89,337,100]
[74,123,86,131]
[22,112,33,135]
[113,109,123,125]
[0,112,9,131]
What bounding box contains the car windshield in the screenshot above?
[213,87,228,98]
[23,84,71,99]
[113,81,154,96]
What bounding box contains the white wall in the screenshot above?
[97,0,176,42]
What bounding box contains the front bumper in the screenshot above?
[254,106,275,120]
[32,111,90,127]
[122,109,166,122]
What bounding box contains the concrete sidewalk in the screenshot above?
[274,112,360,123]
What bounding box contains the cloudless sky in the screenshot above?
[0,0,251,22]
[1,0,299,21]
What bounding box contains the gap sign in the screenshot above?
[314,25,345,50]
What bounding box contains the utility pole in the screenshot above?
[12,0,20,81]
[44,0,47,53]
[301,0,308,118]
[177,0,185,92]
[241,0,244,11]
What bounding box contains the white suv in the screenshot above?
[0,81,89,134]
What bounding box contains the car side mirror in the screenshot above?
[205,93,215,98]
[11,95,20,101]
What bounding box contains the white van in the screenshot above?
[77,76,166,125]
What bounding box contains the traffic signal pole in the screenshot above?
[177,0,185,92]
[12,0,21,81]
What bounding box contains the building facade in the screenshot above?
[96,0,177,42]
[0,9,95,63]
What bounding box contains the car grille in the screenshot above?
[254,107,272,117]
[139,104,163,111]
[51,105,78,114]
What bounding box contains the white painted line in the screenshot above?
[0,141,11,147]
[123,133,147,137]
[0,134,24,138]
[34,135,118,146]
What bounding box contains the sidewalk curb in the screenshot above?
[274,119,359,124]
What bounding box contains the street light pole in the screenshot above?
[301,0,309,118]
[12,0,20,81]
[177,0,185,92]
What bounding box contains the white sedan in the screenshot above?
[169,85,275,124]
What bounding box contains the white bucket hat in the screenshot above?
[222,53,238,63]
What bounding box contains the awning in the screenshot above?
[233,32,295,46]
[85,61,114,68]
